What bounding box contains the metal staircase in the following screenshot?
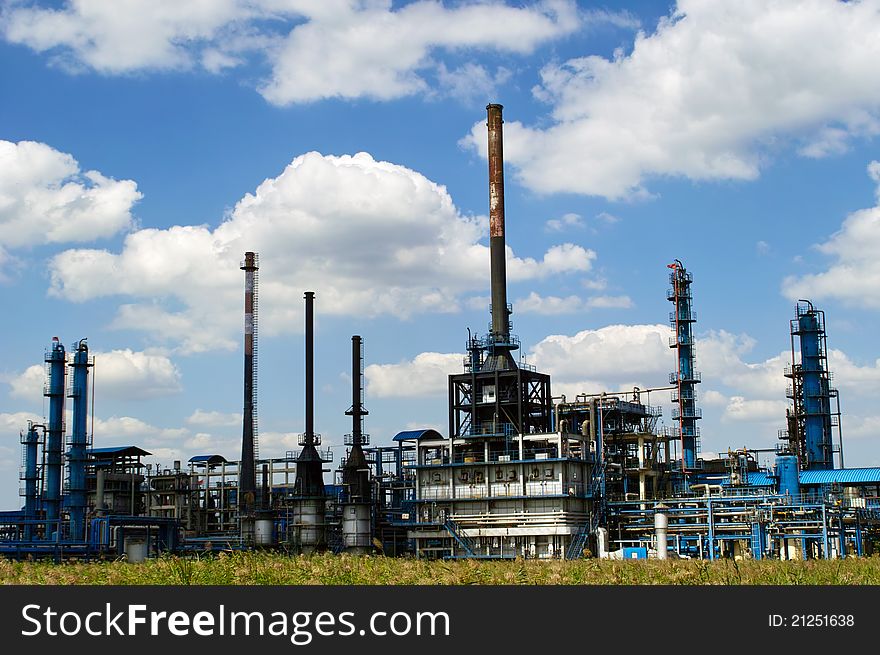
[444,518,477,557]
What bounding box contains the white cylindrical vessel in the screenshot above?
[343,503,372,554]
[654,511,668,560]
[294,498,325,553]
[255,518,274,546]
[125,537,147,563]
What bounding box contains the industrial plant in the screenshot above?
[2,104,879,562]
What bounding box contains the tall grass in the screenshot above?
[2,553,879,585]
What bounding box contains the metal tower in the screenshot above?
[67,339,93,541]
[667,260,701,471]
[239,252,259,514]
[448,104,552,441]
[782,300,840,470]
[21,421,43,541]
[341,335,372,553]
[293,291,329,552]
[43,337,66,535]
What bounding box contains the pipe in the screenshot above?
[239,252,258,512]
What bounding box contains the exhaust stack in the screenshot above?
[293,291,327,551]
[484,103,517,370]
[239,252,259,515]
[342,335,372,553]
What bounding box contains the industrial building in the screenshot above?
[2,104,879,561]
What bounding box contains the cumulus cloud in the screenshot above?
[50,151,592,353]
[545,212,584,232]
[723,396,790,423]
[783,161,880,307]
[515,292,632,314]
[365,352,463,398]
[2,0,253,73]
[259,1,580,104]
[7,349,181,401]
[461,0,880,199]
[186,409,243,427]
[3,1,582,103]
[0,140,140,250]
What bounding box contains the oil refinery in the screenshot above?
[2,104,879,562]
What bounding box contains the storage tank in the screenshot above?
[775,454,800,497]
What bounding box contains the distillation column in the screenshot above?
[342,335,372,554]
[784,301,837,470]
[67,339,92,541]
[43,337,66,538]
[293,291,327,552]
[22,422,42,541]
[668,260,701,472]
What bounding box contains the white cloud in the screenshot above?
[515,292,632,314]
[723,396,789,423]
[2,0,253,73]
[529,324,672,388]
[186,409,242,427]
[7,349,181,401]
[586,295,632,309]
[3,1,580,103]
[516,292,585,315]
[434,62,512,106]
[0,411,43,434]
[50,151,592,352]
[783,161,880,307]
[0,140,140,250]
[461,0,880,199]
[545,212,584,232]
[260,1,579,105]
[366,352,463,398]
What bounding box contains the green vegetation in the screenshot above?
[2,553,879,585]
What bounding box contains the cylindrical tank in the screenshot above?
[293,498,325,553]
[596,527,609,558]
[125,537,148,563]
[654,510,668,560]
[343,503,372,554]
[775,454,800,497]
[255,518,274,546]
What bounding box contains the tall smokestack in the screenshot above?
[293,290,326,551]
[304,290,315,444]
[342,335,372,552]
[487,103,510,342]
[239,252,258,512]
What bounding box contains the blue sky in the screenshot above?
[2,0,880,509]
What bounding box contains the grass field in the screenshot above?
[2,553,880,585]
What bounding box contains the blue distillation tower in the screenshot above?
[67,339,93,541]
[783,301,840,470]
[668,260,702,472]
[43,337,66,538]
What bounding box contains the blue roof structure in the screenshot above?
[188,454,228,464]
[799,468,880,485]
[88,446,151,457]
[392,429,443,442]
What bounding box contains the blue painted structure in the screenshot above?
[21,422,41,541]
[67,339,92,541]
[43,338,65,535]
[785,301,837,470]
[667,260,701,471]
[774,455,800,497]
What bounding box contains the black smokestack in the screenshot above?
[239,251,258,511]
[487,103,510,341]
[304,290,315,443]
[343,335,370,502]
[294,291,325,498]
